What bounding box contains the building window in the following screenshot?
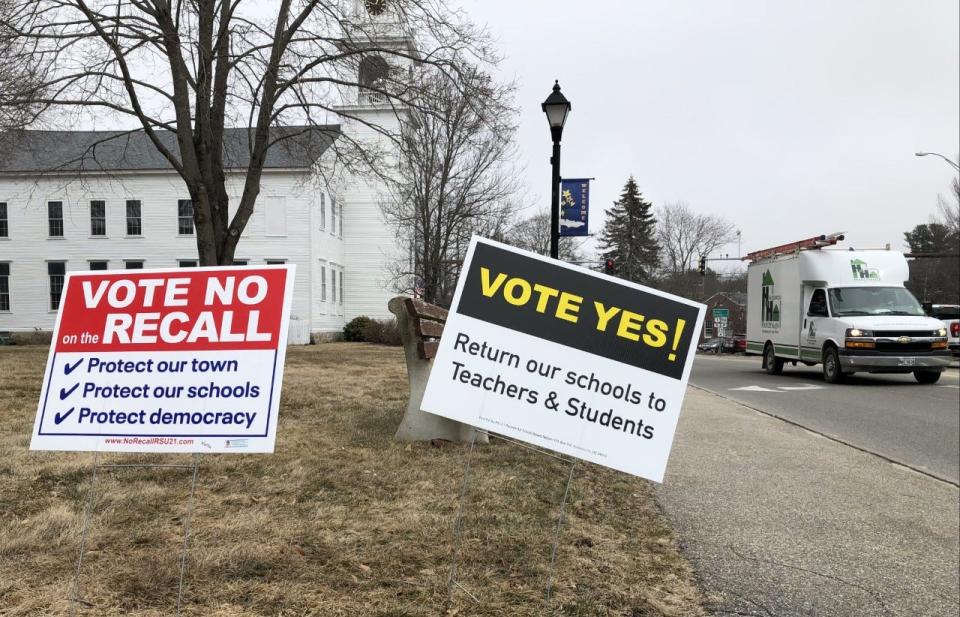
[125,260,143,270]
[126,200,142,236]
[232,259,248,266]
[331,268,336,304]
[48,201,64,237]
[704,320,713,337]
[48,262,65,310]
[265,259,286,265]
[0,263,9,311]
[89,261,108,271]
[319,193,326,230]
[339,270,343,305]
[90,200,106,236]
[178,199,194,235]
[321,265,327,301]
[0,202,8,238]
[265,196,287,236]
[330,196,337,234]
[179,260,197,268]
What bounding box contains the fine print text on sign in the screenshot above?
[421,238,705,482]
[30,266,295,454]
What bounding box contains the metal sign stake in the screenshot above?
[176,454,201,616]
[446,429,480,608]
[70,451,100,616]
[68,454,202,615]
[545,459,577,612]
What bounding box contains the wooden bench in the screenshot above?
[388,296,486,443]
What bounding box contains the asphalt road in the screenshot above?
[689,353,960,485]
[657,388,959,617]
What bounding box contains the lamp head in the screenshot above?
[542,80,571,139]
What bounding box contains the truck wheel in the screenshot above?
[822,346,844,384]
[913,370,941,384]
[763,343,783,375]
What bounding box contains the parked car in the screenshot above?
[925,304,960,357]
[698,337,745,354]
[698,337,723,353]
[725,335,747,353]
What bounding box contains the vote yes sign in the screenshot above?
[30,266,295,453]
[421,238,705,482]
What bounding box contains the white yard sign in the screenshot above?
[30,266,295,454]
[422,238,705,482]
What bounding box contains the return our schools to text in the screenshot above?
[450,331,662,439]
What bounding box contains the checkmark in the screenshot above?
[55,407,75,425]
[64,358,84,375]
[59,383,79,400]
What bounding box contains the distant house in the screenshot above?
[0,4,415,343]
[702,291,747,339]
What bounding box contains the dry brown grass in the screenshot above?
[0,343,705,616]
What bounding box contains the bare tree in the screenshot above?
[382,64,521,306]
[0,0,43,134]
[506,209,584,263]
[657,201,737,276]
[0,0,490,265]
[936,176,959,237]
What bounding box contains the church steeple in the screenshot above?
[340,0,419,108]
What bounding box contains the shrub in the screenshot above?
[361,319,403,346]
[343,316,372,342]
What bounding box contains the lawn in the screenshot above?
[0,343,705,616]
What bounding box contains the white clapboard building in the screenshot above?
[0,3,415,343]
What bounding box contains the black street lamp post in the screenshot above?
[542,81,571,260]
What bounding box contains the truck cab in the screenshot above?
[746,236,951,384]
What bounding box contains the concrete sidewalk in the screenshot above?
[657,387,960,616]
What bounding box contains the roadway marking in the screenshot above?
[729,384,824,393]
[730,385,782,392]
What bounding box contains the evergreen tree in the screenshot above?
[598,177,660,283]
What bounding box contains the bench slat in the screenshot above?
[405,298,448,322]
[418,340,440,360]
[416,319,445,338]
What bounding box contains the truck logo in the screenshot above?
[897,336,911,344]
[850,259,879,280]
[761,270,781,330]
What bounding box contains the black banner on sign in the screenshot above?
[456,241,700,380]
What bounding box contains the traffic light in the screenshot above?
[698,255,706,276]
[604,258,616,275]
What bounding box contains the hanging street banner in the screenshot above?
[30,266,295,454]
[421,238,705,482]
[559,178,590,236]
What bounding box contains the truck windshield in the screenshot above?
[828,287,925,317]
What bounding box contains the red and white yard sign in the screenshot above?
[30,266,295,454]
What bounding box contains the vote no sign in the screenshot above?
[30,266,295,453]
[421,238,705,482]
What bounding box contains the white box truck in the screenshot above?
[746,235,951,384]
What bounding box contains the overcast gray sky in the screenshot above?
[462,0,959,268]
